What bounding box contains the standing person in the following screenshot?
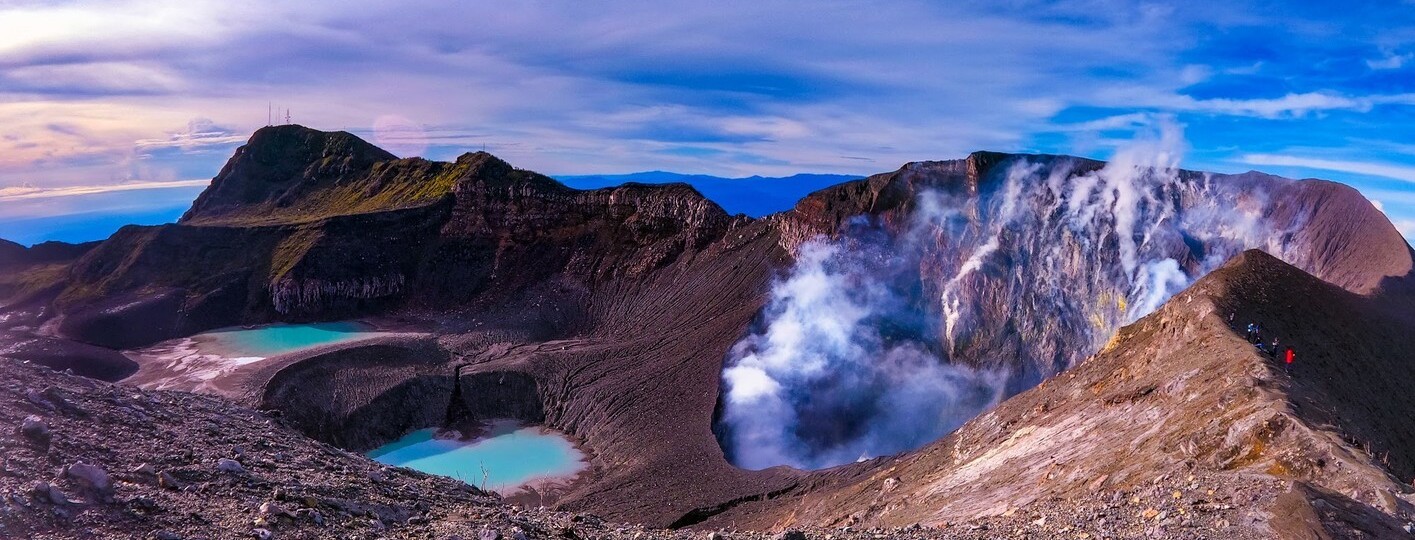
[1246,323,1259,344]
[1284,347,1295,373]
[1269,339,1280,359]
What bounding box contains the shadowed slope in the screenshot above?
[47,126,736,348]
[702,250,1415,538]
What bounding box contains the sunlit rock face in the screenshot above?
[719,136,1404,471]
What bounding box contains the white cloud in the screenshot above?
[1165,92,1415,119]
[0,179,209,201]
[2,62,187,95]
[134,119,246,151]
[1395,219,1415,244]
[1054,112,1158,132]
[1367,50,1412,70]
[1238,154,1415,184]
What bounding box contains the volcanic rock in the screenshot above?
[65,461,113,498]
[19,415,49,444]
[0,333,138,381]
[32,481,69,505]
[258,501,292,518]
[158,471,184,490]
[216,458,246,475]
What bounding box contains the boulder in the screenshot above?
[65,461,114,498]
[217,458,247,474]
[18,415,49,444]
[158,471,184,490]
[31,481,69,505]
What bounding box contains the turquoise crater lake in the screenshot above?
[368,420,588,494]
[199,321,378,357]
[125,321,390,392]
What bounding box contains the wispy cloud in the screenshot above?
[1090,90,1415,119]
[1367,49,1412,70]
[1237,154,1415,184]
[0,179,209,201]
[1184,92,1415,118]
[1053,112,1160,132]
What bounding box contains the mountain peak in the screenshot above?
[244,124,396,164]
[181,126,400,223]
[453,150,514,176]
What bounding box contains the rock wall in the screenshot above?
[256,339,546,453]
[259,340,455,451]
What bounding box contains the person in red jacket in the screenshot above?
[1284,347,1295,373]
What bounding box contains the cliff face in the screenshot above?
[48,125,736,348]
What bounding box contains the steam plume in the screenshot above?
[719,121,1297,470]
[720,234,1009,470]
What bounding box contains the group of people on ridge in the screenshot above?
[1235,316,1296,372]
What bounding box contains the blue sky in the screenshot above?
[1,0,1413,244]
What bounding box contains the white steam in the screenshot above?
[720,121,1299,471]
[720,239,1008,470]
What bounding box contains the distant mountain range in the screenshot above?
[0,206,194,246]
[555,171,862,217]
